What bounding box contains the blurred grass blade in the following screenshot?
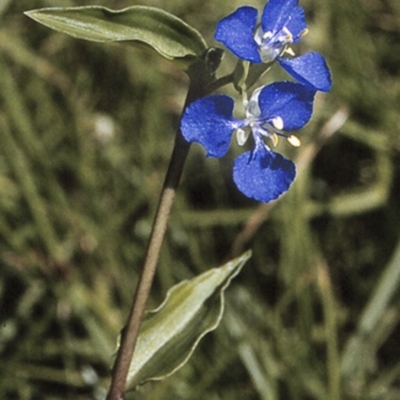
[341,239,400,377]
[0,113,58,258]
[126,250,252,389]
[24,6,208,67]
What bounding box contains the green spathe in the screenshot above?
[25,6,208,68]
[126,250,251,389]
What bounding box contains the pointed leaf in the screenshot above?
[24,6,208,67]
[126,250,252,389]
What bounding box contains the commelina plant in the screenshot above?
[182,0,331,202]
[26,0,331,398]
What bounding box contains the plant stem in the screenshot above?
[206,72,233,94]
[106,61,215,400]
[106,138,190,400]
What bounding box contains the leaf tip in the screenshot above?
[23,10,34,18]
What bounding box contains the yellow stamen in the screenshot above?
[300,28,309,38]
[281,26,293,43]
[287,135,301,147]
[263,31,273,40]
[236,128,249,146]
[272,116,284,131]
[271,132,279,147]
[284,47,296,57]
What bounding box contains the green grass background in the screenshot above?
[1,0,400,399]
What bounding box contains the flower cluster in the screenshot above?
[180,0,332,202]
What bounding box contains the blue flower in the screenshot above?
[181,82,316,202]
[214,0,332,92]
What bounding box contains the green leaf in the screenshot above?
[126,250,252,389]
[24,6,208,68]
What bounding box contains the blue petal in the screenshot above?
[180,95,239,158]
[257,81,316,130]
[278,52,332,92]
[233,143,296,202]
[261,0,306,41]
[284,6,307,42]
[214,6,261,63]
